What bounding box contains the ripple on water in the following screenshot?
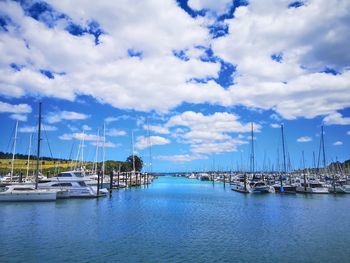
[1,176,350,263]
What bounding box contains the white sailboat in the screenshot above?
[0,102,58,202]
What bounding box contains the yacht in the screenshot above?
[38,171,108,198]
[328,181,350,194]
[250,181,274,193]
[296,180,329,194]
[198,173,210,181]
[0,185,57,201]
[231,176,250,193]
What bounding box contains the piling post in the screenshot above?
[19,172,23,183]
[97,171,101,197]
[129,172,132,187]
[109,171,113,193]
[117,171,120,188]
[223,174,226,188]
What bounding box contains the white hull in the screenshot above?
[0,191,56,201]
[296,186,329,194]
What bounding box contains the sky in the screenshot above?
[0,0,349,172]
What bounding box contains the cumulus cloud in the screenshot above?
[143,124,170,135]
[297,136,312,143]
[0,101,32,114]
[212,0,350,119]
[270,123,280,128]
[156,154,208,162]
[90,141,119,148]
[333,141,343,146]
[161,111,254,155]
[135,135,171,150]
[46,110,90,123]
[188,0,233,14]
[0,0,349,125]
[323,112,350,125]
[59,132,102,141]
[10,113,28,122]
[106,128,127,137]
[19,124,57,133]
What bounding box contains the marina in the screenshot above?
[1,176,350,262]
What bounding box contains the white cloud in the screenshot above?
[270,123,280,128]
[0,101,32,114]
[82,124,92,131]
[90,141,119,148]
[156,154,208,162]
[188,0,232,14]
[135,135,171,150]
[59,132,102,141]
[105,115,129,123]
[143,124,170,135]
[297,136,312,143]
[323,112,350,125]
[46,111,90,123]
[0,0,349,121]
[212,0,350,120]
[19,124,57,133]
[164,111,254,155]
[347,131,350,135]
[106,128,127,137]
[333,141,343,146]
[10,113,27,122]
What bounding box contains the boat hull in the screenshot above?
[0,192,57,201]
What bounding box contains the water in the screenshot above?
[1,176,350,263]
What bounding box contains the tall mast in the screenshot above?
[250,122,255,178]
[35,102,42,189]
[147,119,153,173]
[321,125,326,168]
[102,122,106,176]
[10,120,18,182]
[132,130,135,172]
[26,133,33,178]
[281,125,287,174]
[93,129,100,174]
[81,130,85,169]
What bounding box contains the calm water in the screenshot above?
[1,176,350,263]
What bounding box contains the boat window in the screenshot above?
[57,173,72,177]
[13,188,34,191]
[52,183,72,187]
[311,183,323,188]
[73,172,83,177]
[78,181,87,187]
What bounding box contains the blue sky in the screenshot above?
[0,0,349,172]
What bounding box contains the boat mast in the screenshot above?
[250,122,255,179]
[102,122,106,176]
[281,124,286,187]
[147,119,153,173]
[132,130,135,173]
[35,102,42,189]
[10,120,18,182]
[26,133,33,179]
[321,125,326,168]
[93,129,100,174]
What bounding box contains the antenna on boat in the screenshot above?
[35,101,42,189]
[250,122,255,180]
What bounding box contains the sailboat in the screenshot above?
[0,102,58,201]
[296,127,329,194]
[273,125,296,193]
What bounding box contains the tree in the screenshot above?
[126,155,143,172]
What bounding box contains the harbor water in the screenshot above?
[1,176,350,262]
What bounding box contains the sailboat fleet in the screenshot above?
[0,102,154,202]
[184,123,349,195]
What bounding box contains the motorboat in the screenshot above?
[231,176,250,193]
[38,171,108,198]
[296,180,329,194]
[0,185,57,202]
[250,181,274,193]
